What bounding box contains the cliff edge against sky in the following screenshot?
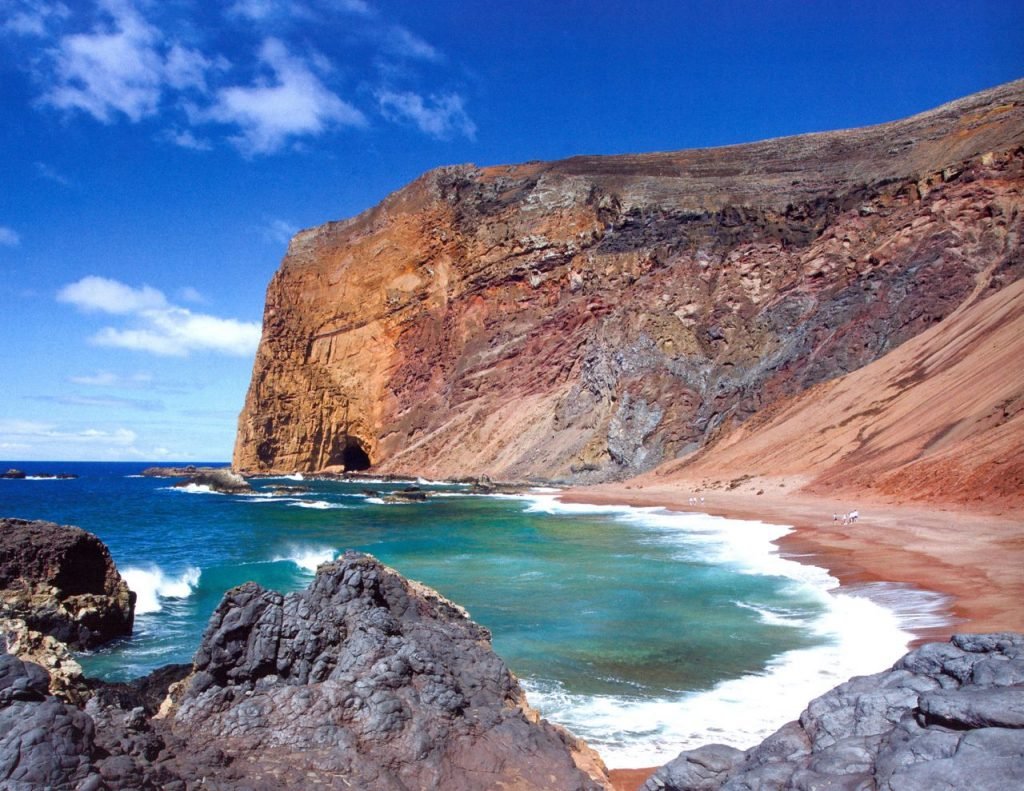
[234,80,1023,500]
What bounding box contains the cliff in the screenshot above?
[234,80,1024,487]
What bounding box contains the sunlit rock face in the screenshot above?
[234,80,1024,481]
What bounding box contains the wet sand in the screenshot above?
[563,482,1024,791]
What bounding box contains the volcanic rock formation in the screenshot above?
[234,80,1024,486]
[166,551,609,790]
[643,632,1024,791]
[0,518,135,650]
[0,547,610,790]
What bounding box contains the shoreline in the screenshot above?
[560,482,1024,791]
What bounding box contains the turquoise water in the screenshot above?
[0,461,932,765]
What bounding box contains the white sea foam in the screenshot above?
[364,496,386,504]
[271,545,336,573]
[289,500,348,510]
[122,566,201,615]
[162,483,221,495]
[514,493,945,768]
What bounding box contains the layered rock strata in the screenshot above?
[644,632,1024,791]
[0,518,135,650]
[234,80,1024,484]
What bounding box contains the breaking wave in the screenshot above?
[122,565,201,615]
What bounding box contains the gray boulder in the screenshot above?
[644,633,1024,791]
[167,551,610,790]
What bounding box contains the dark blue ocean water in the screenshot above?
[0,461,932,765]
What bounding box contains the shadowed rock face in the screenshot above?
[0,518,135,650]
[643,633,1024,791]
[234,80,1024,481]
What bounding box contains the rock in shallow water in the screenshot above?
[643,632,1024,791]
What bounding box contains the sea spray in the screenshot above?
[514,494,924,767]
[271,545,336,573]
[122,565,201,614]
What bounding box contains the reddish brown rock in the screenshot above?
[0,518,135,650]
[234,81,1024,486]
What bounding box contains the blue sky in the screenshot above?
[1,0,1021,462]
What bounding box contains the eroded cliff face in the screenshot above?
[234,80,1024,480]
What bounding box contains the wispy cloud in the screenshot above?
[0,226,21,246]
[58,275,261,357]
[263,217,298,245]
[31,393,165,411]
[377,89,476,140]
[35,161,72,186]
[161,128,212,151]
[44,0,185,122]
[68,370,153,387]
[2,1,71,37]
[201,37,367,155]
[0,418,138,452]
[385,25,439,61]
[5,0,476,153]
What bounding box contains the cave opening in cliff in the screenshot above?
[335,437,371,472]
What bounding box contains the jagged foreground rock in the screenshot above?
[0,551,610,790]
[234,79,1024,486]
[643,633,1024,791]
[0,518,135,650]
[167,552,609,790]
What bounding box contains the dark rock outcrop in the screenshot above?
[167,551,609,789]
[172,468,252,494]
[644,633,1024,791]
[0,518,135,650]
[0,552,612,789]
[0,653,97,790]
[1,470,26,479]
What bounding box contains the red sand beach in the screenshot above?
[562,482,1024,790]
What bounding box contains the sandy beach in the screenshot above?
[565,480,1024,791]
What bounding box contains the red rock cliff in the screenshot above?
[234,80,1024,481]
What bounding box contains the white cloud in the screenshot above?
[58,275,261,357]
[164,42,216,91]
[178,285,206,303]
[263,218,297,245]
[162,128,212,150]
[377,89,476,140]
[3,1,70,37]
[385,25,439,61]
[0,226,21,246]
[0,419,138,451]
[35,161,71,185]
[43,0,213,123]
[334,0,372,15]
[69,371,120,386]
[228,0,278,21]
[92,309,261,356]
[203,37,366,154]
[45,0,166,122]
[68,370,153,387]
[57,275,167,313]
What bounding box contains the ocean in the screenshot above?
[0,461,949,767]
